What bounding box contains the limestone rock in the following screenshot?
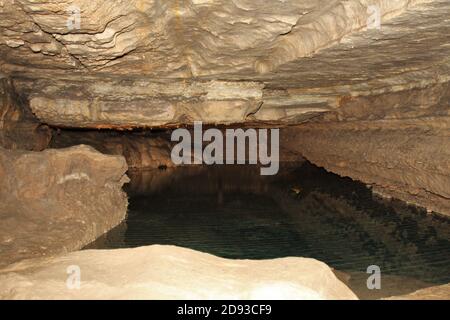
[0,0,449,214]
[2,0,447,126]
[0,145,129,268]
[0,78,51,151]
[283,120,450,217]
[0,245,358,300]
[385,283,450,300]
[51,131,175,170]
[0,0,429,76]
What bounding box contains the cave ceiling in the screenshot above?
[0,0,449,128]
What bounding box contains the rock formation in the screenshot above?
[0,78,51,151]
[385,283,450,300]
[0,0,449,300]
[283,121,450,217]
[0,245,358,300]
[50,130,175,169]
[0,0,444,127]
[0,145,129,267]
[0,0,448,215]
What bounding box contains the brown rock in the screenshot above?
[50,130,175,170]
[0,78,51,151]
[385,283,450,300]
[2,1,447,126]
[282,119,450,217]
[0,145,129,268]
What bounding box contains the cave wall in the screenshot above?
[1,0,449,217]
[50,130,175,170]
[284,82,450,216]
[0,78,51,150]
[0,145,129,267]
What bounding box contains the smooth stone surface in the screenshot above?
[0,245,358,300]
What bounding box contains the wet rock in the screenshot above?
[0,145,129,268]
[0,245,358,300]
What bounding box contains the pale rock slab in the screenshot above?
[0,245,358,300]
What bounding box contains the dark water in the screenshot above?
[86,162,450,297]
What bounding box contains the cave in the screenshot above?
[0,0,449,301]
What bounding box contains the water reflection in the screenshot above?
[86,162,450,297]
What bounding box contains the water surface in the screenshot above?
[86,162,450,299]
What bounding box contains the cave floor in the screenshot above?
[85,162,450,300]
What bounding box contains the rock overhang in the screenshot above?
[1,0,449,128]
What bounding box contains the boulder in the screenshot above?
[0,245,358,300]
[0,145,129,268]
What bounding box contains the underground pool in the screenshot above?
[85,161,450,299]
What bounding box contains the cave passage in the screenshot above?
[2,0,450,301]
[85,161,450,298]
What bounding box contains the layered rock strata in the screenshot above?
[0,1,449,222]
[50,130,175,169]
[283,83,450,216]
[0,0,431,77]
[1,0,447,127]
